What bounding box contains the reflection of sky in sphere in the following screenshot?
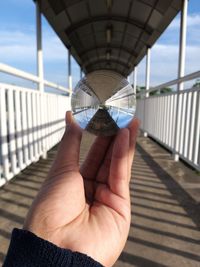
[73,108,97,129]
[107,107,135,128]
[72,70,136,136]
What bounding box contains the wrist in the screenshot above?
[4,228,103,267]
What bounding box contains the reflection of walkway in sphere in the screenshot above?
[72,70,136,136]
[73,105,134,136]
[86,108,119,136]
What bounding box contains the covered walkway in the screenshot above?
[0,1,200,265]
[0,132,199,267]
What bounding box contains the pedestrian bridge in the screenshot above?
[0,0,200,266]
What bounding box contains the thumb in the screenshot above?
[50,111,83,176]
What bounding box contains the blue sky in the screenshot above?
[0,0,200,88]
[137,0,200,86]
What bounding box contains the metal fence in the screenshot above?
[0,64,70,186]
[136,71,200,172]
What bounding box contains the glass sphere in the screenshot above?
[71,70,136,136]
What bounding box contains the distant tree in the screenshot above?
[150,87,173,96]
[136,86,145,94]
[193,79,200,88]
[136,86,173,98]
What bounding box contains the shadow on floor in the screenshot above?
[117,142,200,267]
[0,147,58,264]
[135,143,200,228]
[118,252,168,267]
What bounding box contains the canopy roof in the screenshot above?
[38,0,182,76]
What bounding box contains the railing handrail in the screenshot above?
[137,69,200,96]
[0,63,71,94]
[0,83,68,96]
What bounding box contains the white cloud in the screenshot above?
[0,29,68,63]
[135,13,200,86]
[169,14,200,29]
[187,14,200,26]
[129,11,200,87]
[136,43,200,87]
[158,13,200,46]
[0,27,79,86]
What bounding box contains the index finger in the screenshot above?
[80,135,113,180]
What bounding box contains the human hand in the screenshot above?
[24,111,139,267]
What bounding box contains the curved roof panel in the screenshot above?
[38,0,182,76]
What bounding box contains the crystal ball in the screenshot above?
[71,70,136,136]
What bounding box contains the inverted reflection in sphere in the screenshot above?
[71,70,136,136]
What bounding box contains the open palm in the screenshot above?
[24,112,139,267]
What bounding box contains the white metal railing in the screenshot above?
[0,63,71,94]
[136,71,200,172]
[0,64,70,186]
[137,70,200,97]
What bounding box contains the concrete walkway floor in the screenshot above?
[0,132,199,266]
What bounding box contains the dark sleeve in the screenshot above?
[3,228,103,267]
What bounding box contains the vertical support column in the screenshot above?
[144,47,151,137]
[68,49,72,94]
[173,0,188,161]
[133,66,137,95]
[145,47,151,97]
[36,1,44,92]
[36,1,46,158]
[80,67,83,79]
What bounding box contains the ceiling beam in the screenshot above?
[65,15,153,36]
[86,65,126,76]
[84,59,130,70]
[79,45,138,58]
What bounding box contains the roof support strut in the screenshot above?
[36,1,44,92]
[133,66,137,95]
[145,47,151,98]
[36,1,47,159]
[143,47,151,137]
[68,49,72,94]
[173,0,188,162]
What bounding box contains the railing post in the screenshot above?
[36,1,44,92]
[173,0,188,161]
[144,47,151,137]
[0,88,10,180]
